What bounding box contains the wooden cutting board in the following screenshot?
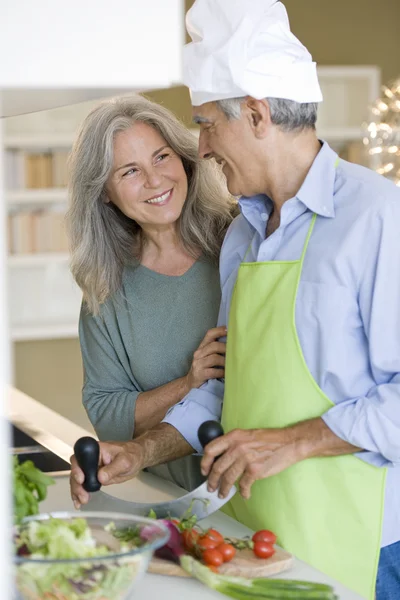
[148,541,293,579]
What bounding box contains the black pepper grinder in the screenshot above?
[73,436,101,492]
[197,420,224,449]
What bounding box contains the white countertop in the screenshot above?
[9,387,364,600]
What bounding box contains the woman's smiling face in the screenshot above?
[106,122,188,229]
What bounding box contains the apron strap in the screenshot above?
[300,213,317,264]
[243,240,254,262]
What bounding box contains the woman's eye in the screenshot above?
[123,167,138,177]
[156,153,169,162]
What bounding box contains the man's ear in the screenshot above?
[245,97,271,138]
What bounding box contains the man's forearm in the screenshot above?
[134,378,190,438]
[288,417,362,460]
[133,423,195,469]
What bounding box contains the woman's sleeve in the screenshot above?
[79,305,140,441]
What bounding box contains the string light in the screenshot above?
[364,77,400,183]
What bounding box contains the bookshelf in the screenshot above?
[4,134,76,149]
[4,111,81,341]
[8,253,69,268]
[7,189,68,205]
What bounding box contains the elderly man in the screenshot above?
[71,1,400,598]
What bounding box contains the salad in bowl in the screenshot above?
[14,511,170,600]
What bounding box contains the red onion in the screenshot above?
[142,520,184,564]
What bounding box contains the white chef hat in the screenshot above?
[183,0,323,106]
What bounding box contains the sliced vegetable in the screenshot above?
[107,523,142,546]
[14,517,147,600]
[180,555,339,600]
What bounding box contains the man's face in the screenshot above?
[193,101,261,197]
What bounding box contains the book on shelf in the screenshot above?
[4,149,26,189]
[8,211,35,254]
[8,208,69,255]
[52,150,70,187]
[25,153,53,188]
[5,149,70,189]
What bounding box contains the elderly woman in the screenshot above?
[67,95,233,494]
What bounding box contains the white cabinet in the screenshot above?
[316,66,381,147]
[8,254,81,341]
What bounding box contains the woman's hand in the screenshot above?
[186,326,227,389]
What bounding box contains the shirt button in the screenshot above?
[261,213,268,221]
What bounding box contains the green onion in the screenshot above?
[180,555,338,600]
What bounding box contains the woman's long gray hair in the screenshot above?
[66,95,234,315]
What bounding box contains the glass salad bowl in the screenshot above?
[14,511,170,600]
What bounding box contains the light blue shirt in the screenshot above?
[163,141,400,548]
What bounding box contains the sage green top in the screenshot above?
[79,259,221,491]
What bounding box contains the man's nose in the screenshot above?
[198,131,213,160]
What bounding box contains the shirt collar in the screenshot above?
[238,141,338,225]
[296,141,337,218]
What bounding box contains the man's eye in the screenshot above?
[201,124,212,133]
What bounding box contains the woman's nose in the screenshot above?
[144,167,163,188]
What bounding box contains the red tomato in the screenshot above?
[198,535,218,551]
[170,519,180,527]
[203,548,224,567]
[217,543,236,563]
[252,530,277,545]
[182,529,199,550]
[208,565,220,573]
[253,541,275,559]
[206,529,224,545]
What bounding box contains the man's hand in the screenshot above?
[201,418,362,500]
[201,427,304,500]
[70,440,144,509]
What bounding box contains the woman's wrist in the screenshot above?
[179,374,191,399]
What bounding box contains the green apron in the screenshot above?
[221,206,386,600]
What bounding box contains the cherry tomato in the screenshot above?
[206,529,224,545]
[252,530,277,545]
[198,535,219,551]
[217,543,236,563]
[182,529,199,550]
[253,541,275,559]
[203,548,224,567]
[208,565,220,573]
[170,519,180,527]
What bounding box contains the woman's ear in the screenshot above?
[102,190,111,204]
[245,97,271,138]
